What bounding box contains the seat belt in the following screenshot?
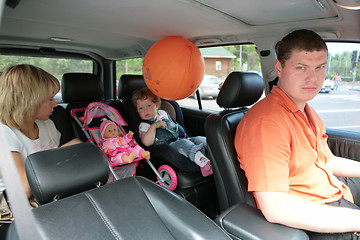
[0,128,43,239]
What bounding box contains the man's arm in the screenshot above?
[255,191,360,233]
[326,156,360,178]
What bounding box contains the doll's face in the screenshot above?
[103,123,119,139]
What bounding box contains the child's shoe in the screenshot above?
[200,160,213,177]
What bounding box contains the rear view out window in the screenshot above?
[0,55,93,103]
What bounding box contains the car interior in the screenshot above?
[0,0,359,239]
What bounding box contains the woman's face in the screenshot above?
[36,97,58,120]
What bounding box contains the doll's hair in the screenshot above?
[0,64,60,130]
[131,87,161,108]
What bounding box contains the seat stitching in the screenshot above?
[85,192,122,240]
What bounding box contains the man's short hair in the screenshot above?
[276,29,328,65]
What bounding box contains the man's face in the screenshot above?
[275,49,327,109]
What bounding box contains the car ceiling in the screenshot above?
[0,0,359,59]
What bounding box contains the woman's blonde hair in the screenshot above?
[0,64,60,130]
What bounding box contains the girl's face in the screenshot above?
[35,96,58,120]
[136,98,158,120]
[103,123,119,139]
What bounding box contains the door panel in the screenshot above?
[327,129,360,161]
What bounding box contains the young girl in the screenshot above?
[100,118,150,164]
[132,87,212,177]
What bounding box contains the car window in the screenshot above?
[308,42,360,133]
[178,44,262,111]
[116,58,143,78]
[0,55,94,104]
[116,44,262,111]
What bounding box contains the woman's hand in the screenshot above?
[60,138,82,147]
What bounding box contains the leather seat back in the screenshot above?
[61,73,104,141]
[8,142,231,240]
[205,71,264,211]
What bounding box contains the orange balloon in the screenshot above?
[142,36,205,100]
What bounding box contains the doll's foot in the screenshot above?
[141,150,150,160]
[123,153,136,163]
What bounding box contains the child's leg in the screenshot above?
[169,139,212,176]
[169,138,203,160]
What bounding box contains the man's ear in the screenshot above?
[274,59,282,77]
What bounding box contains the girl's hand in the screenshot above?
[155,120,166,128]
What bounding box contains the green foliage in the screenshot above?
[0,55,93,79]
[327,51,359,81]
[223,45,261,73]
[116,58,143,79]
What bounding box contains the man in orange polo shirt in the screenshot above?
[235,29,360,239]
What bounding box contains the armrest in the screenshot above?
[215,203,309,240]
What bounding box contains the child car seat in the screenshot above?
[117,74,218,217]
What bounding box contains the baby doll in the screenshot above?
[100,118,150,164]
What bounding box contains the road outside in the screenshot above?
[309,84,360,133]
[179,83,360,133]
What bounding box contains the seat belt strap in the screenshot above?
[0,128,43,239]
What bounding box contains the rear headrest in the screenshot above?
[61,73,104,103]
[217,71,264,108]
[25,143,109,205]
[118,74,146,99]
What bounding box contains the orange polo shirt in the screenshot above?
[234,86,353,204]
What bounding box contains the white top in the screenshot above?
[0,119,60,192]
[139,110,169,137]
[0,119,61,162]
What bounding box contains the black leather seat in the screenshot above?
[118,74,204,174]
[117,74,218,217]
[50,105,75,146]
[61,72,104,141]
[6,143,230,240]
[205,71,308,240]
[205,71,264,211]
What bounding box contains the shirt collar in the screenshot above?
[271,86,307,114]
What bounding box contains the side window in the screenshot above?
[116,58,143,96]
[0,55,93,104]
[116,58,143,79]
[308,42,360,133]
[178,44,262,111]
[115,44,262,111]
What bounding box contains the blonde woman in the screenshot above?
[0,64,81,199]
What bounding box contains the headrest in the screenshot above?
[118,74,146,99]
[61,73,104,103]
[25,143,109,205]
[217,71,264,108]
